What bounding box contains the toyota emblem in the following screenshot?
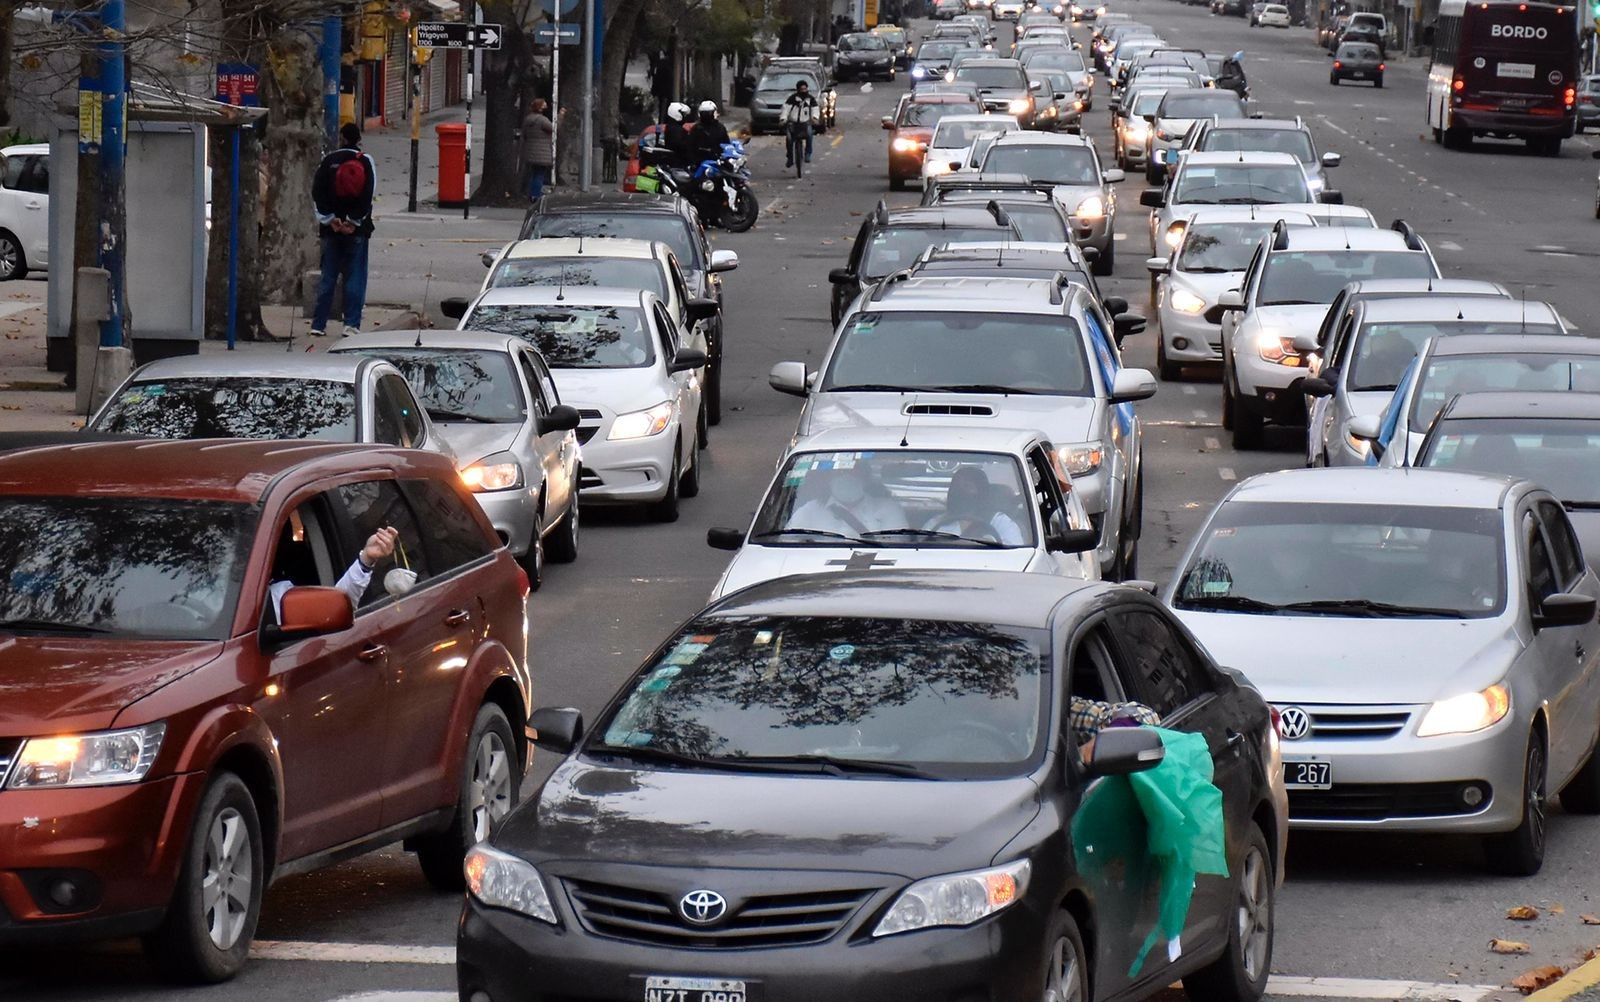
[679,889,729,925]
[1278,706,1312,741]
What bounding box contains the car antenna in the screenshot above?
[556,264,567,302]
[900,395,917,448]
[286,299,300,353]
[1520,286,1528,334]
[417,261,433,348]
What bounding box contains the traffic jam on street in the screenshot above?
[7,1,1600,1001]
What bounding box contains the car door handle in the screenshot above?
[1225,728,1246,748]
[444,609,471,627]
[25,201,42,210]
[1578,640,1586,661]
[357,644,388,662]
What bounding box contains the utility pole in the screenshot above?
[551,2,561,182]
[95,0,127,349]
[407,26,421,212]
[321,15,342,148]
[580,0,593,190]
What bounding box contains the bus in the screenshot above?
[1426,0,1580,154]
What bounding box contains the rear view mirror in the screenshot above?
[1102,167,1125,183]
[1113,312,1147,341]
[537,404,582,434]
[1049,527,1100,554]
[530,706,584,755]
[440,297,469,320]
[769,361,812,397]
[686,298,720,322]
[709,249,741,273]
[1217,289,1244,309]
[1322,152,1342,168]
[1145,257,1170,274]
[1292,331,1321,353]
[1102,296,1129,317]
[707,527,745,551]
[1082,726,1166,778]
[1300,376,1333,398]
[828,267,856,285]
[881,115,895,129]
[1347,414,1381,442]
[669,347,709,373]
[1535,592,1597,630]
[1139,188,1165,208]
[480,250,497,268]
[1108,368,1158,403]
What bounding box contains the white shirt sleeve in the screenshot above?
[333,559,373,608]
[268,579,293,621]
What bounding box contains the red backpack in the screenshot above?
[334,156,367,199]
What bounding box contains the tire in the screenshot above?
[415,704,520,891]
[1231,395,1265,450]
[680,431,702,499]
[142,773,264,983]
[1374,77,1384,89]
[1444,126,1471,150]
[706,343,723,426]
[546,493,579,564]
[1183,823,1274,1002]
[889,175,906,191]
[0,231,25,282]
[651,447,682,522]
[1484,733,1548,876]
[1039,908,1090,1002]
[1221,368,1235,430]
[1092,239,1115,276]
[1158,338,1181,381]
[1329,75,1339,85]
[516,500,545,592]
[697,398,710,450]
[1578,123,1587,135]
[722,189,759,233]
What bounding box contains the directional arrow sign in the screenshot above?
[415,21,503,50]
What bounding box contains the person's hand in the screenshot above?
[361,527,399,568]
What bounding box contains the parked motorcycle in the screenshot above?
[660,141,760,233]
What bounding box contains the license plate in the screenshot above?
[643,976,749,1002]
[1284,760,1332,790]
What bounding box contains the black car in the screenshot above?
[836,32,897,81]
[457,571,1286,1002]
[1330,41,1384,87]
[521,191,735,424]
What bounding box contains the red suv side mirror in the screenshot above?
[277,586,354,638]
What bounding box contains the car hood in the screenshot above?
[1170,269,1244,300]
[504,759,1042,875]
[434,422,521,468]
[0,637,222,734]
[1173,610,1516,704]
[550,367,667,413]
[714,545,1038,600]
[1239,303,1330,340]
[805,392,1099,443]
[896,126,937,143]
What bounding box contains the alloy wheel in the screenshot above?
[468,729,513,843]
[1043,935,1085,1002]
[1237,844,1271,981]
[1527,741,1548,851]
[202,807,254,950]
[0,236,18,281]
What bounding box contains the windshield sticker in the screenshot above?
[829,643,856,662]
[754,630,774,646]
[1201,580,1232,594]
[831,453,857,469]
[1184,167,1216,181]
[664,641,708,667]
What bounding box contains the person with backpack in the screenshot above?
[310,123,377,338]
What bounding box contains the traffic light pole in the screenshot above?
[96,0,127,349]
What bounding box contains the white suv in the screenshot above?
[0,144,49,281]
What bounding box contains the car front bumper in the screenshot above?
[1232,346,1313,423]
[1159,303,1224,363]
[1070,212,1113,253]
[470,483,543,557]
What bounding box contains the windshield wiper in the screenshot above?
[1277,599,1470,619]
[924,384,1041,395]
[751,528,867,544]
[425,408,498,424]
[860,528,1007,548]
[826,383,919,392]
[1177,594,1284,613]
[724,753,934,778]
[0,619,113,635]
[1262,299,1318,306]
[1564,500,1600,510]
[1183,266,1235,274]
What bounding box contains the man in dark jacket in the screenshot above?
[690,101,731,165]
[662,102,695,169]
[310,123,377,337]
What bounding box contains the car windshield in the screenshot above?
[1422,418,1600,503]
[861,225,1011,277]
[994,202,1070,241]
[1203,128,1316,163]
[1175,501,1505,618]
[1257,250,1436,307]
[823,311,1092,395]
[932,119,1018,147]
[0,496,253,639]
[464,304,655,369]
[751,450,1037,547]
[1177,221,1277,272]
[1160,93,1245,118]
[94,377,357,441]
[351,348,524,423]
[1411,354,1600,431]
[900,101,975,126]
[840,34,887,50]
[1339,43,1381,58]
[1348,322,1566,392]
[490,256,666,297]
[1025,50,1087,73]
[1173,164,1311,205]
[530,215,701,269]
[1129,90,1168,115]
[956,66,1029,89]
[981,144,1101,184]
[877,29,906,43]
[918,41,963,60]
[594,615,1049,777]
[757,71,819,92]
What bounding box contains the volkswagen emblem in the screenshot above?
[679,889,728,926]
[1278,706,1312,742]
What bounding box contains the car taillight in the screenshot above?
[1270,705,1283,738]
[1452,77,1465,91]
[1565,87,1576,106]
[515,564,531,597]
[1378,63,1386,70]
[1333,60,1342,68]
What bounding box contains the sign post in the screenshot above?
[415,22,502,213]
[215,63,259,351]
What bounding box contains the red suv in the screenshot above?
[0,440,531,981]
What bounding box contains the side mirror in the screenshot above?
[480,250,497,268]
[1319,189,1345,205]
[1031,79,1045,90]
[440,297,470,320]
[1082,725,1166,778]
[1535,592,1598,630]
[881,115,895,129]
[1108,367,1158,403]
[709,249,741,272]
[1217,289,1244,310]
[1102,295,1129,317]
[1591,149,1600,160]
[1080,246,1100,263]
[537,403,582,434]
[1101,167,1125,182]
[1049,527,1100,554]
[828,267,856,285]
[1145,256,1170,274]
[1292,330,1321,354]
[707,526,745,551]
[686,297,720,322]
[669,347,709,373]
[769,360,812,397]
[1321,151,1342,168]
[1300,376,1334,398]
[1113,312,1147,340]
[1139,188,1165,208]
[529,706,584,755]
[265,586,354,648]
[1347,413,1381,442]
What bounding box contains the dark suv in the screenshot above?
[520,191,737,425]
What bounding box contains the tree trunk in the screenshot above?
[258,22,323,306]
[0,3,19,129]
[204,0,269,340]
[476,0,540,205]
[597,1,643,174]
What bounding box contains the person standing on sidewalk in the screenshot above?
[522,99,555,202]
[309,123,376,338]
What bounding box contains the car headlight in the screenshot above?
[1124,121,1151,141]
[1163,221,1187,251]
[1306,174,1326,193]
[1057,442,1104,476]
[1170,288,1207,315]
[1097,4,1106,11]
[8,723,166,789]
[465,844,557,923]
[891,136,923,153]
[1417,684,1511,737]
[873,860,1030,937]
[1074,195,1106,220]
[1009,97,1033,114]
[460,455,524,492]
[1256,330,1300,365]
[608,400,675,440]
[926,159,953,175]
[912,65,927,78]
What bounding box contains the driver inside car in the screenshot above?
[786,464,907,537]
[266,508,398,621]
[926,466,1026,544]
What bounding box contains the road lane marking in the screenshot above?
[1219,467,1237,481]
[1268,977,1498,1001]
[1205,436,1221,450]
[1319,117,1351,136]
[327,995,453,1002]
[1182,385,1196,395]
[1437,240,1463,252]
[252,941,454,965]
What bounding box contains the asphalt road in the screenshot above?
[7,6,1600,1000]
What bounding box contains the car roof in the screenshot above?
[960,58,1025,68]
[1181,150,1302,167]
[1276,227,1416,251]
[1439,391,1600,422]
[923,240,1083,262]
[988,131,1095,149]
[790,424,1049,455]
[707,569,1102,628]
[128,354,374,383]
[501,237,664,261]
[884,205,1012,228]
[531,191,689,215]
[1357,297,1561,324]
[1181,205,1320,225]
[0,440,439,503]
[471,285,653,309]
[330,330,528,354]
[1158,87,1221,100]
[873,275,1068,312]
[1228,467,1514,509]
[1428,333,1600,357]
[907,92,982,105]
[1345,278,1508,297]
[933,114,1019,128]
[1204,118,1308,132]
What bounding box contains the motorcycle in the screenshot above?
[660,141,760,233]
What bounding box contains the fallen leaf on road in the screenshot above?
[1508,906,1541,921]
[1550,904,1565,914]
[1583,915,1600,925]
[1490,939,1532,954]
[0,404,18,411]
[1511,965,1565,994]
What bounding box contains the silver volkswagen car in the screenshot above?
[976,132,1124,274]
[1167,467,1600,875]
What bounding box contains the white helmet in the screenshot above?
[697,100,719,116]
[666,101,690,122]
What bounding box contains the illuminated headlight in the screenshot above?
[1069,3,1082,11]
[873,860,1030,937]
[1256,329,1300,365]
[8,723,166,789]
[926,159,953,175]
[1417,685,1511,737]
[1074,195,1106,220]
[1163,221,1187,250]
[1096,4,1106,11]
[945,71,956,82]
[1008,97,1033,115]
[465,844,557,924]
[912,65,927,78]
[1042,106,1058,117]
[1057,442,1104,476]
[461,456,523,492]
[608,400,675,440]
[1124,121,1151,141]
[1170,288,1207,315]
[891,137,923,153]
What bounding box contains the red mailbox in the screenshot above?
[436,123,468,205]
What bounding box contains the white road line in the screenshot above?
[1266,976,1499,1002]
[1320,118,1351,136]
[1293,99,1314,105]
[1182,384,1197,395]
[1205,436,1221,450]
[251,941,454,965]
[327,995,454,1002]
[1113,232,1127,241]
[1219,467,1237,481]
[1437,240,1463,252]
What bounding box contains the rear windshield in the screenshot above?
[1024,50,1088,74]
[932,119,1019,148]
[982,144,1101,184]
[862,225,1014,277]
[1412,354,1600,431]
[1159,93,1246,118]
[900,101,975,127]
[1338,43,1381,58]
[94,377,357,442]
[1421,418,1600,503]
[464,304,656,369]
[824,311,1092,396]
[917,41,964,60]
[1348,321,1565,392]
[956,65,1030,89]
[1202,128,1316,163]
[996,202,1071,242]
[1257,250,1436,307]
[1173,164,1311,205]
[1177,222,1277,273]
[529,215,701,269]
[490,256,667,298]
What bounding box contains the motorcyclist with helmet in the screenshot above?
[662,101,696,169]
[779,80,820,168]
[690,100,733,165]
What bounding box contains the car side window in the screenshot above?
[1329,310,1360,371]
[1241,244,1265,306]
[1068,625,1126,705]
[403,478,496,571]
[667,254,692,316]
[263,498,340,620]
[654,303,681,356]
[383,374,426,447]
[848,219,873,272]
[1106,606,1204,718]
[372,380,405,446]
[1537,500,1584,589]
[1027,446,1068,542]
[529,351,562,406]
[3,155,47,194]
[333,479,433,606]
[516,352,549,418]
[1524,511,1558,607]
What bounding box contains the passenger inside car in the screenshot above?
[926,466,1027,544]
[266,507,399,620]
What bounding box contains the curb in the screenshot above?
[1525,955,1600,1002]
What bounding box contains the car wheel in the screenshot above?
[1039,908,1090,1002]
[680,431,703,499]
[1231,396,1264,450]
[546,493,579,564]
[1092,239,1114,276]
[1578,123,1587,134]
[142,773,263,983]
[415,703,521,891]
[1484,733,1548,876]
[1221,373,1236,430]
[651,447,682,522]
[0,231,25,282]
[706,350,723,426]
[889,176,906,191]
[1183,822,1274,1002]
[516,497,545,591]
[1374,76,1384,89]
[1329,75,1339,85]
[1157,337,1181,381]
[697,399,710,450]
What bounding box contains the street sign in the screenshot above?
[215,63,260,107]
[534,24,582,45]
[415,21,503,50]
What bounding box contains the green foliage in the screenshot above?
[2,127,45,147]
